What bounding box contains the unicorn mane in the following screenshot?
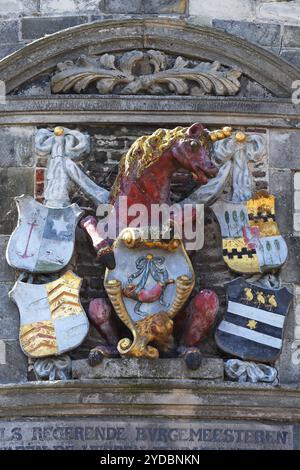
[110,126,188,202]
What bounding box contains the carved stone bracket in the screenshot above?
[51,50,242,96]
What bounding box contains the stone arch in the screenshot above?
[0,18,298,97]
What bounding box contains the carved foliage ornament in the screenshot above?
[51,50,242,96]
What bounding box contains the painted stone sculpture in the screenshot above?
[35,126,109,207]
[6,126,108,358]
[215,278,292,363]
[177,289,220,348]
[224,359,277,384]
[104,228,195,358]
[210,131,288,274]
[81,123,218,268]
[213,191,288,274]
[6,126,106,273]
[6,195,83,273]
[208,130,292,365]
[88,298,120,362]
[9,271,89,358]
[6,121,291,374]
[80,123,221,363]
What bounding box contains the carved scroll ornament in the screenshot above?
[51,50,242,96]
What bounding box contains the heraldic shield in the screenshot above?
[212,191,288,274]
[6,195,83,273]
[9,271,89,358]
[104,227,195,358]
[215,278,293,363]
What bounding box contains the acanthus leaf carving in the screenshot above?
[51,50,242,96]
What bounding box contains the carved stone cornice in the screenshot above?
[0,96,298,128]
[51,51,242,96]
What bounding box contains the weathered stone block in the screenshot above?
[0,167,34,234]
[280,49,300,70]
[0,340,27,383]
[72,357,224,380]
[0,126,36,167]
[0,43,24,60]
[294,325,300,338]
[269,131,300,169]
[294,172,300,191]
[280,236,300,284]
[0,340,5,365]
[0,0,39,18]
[99,0,142,13]
[295,307,300,327]
[99,0,186,14]
[294,213,300,232]
[0,237,14,282]
[0,20,19,44]
[258,2,300,24]
[277,303,300,384]
[294,190,300,212]
[0,416,295,449]
[269,169,293,236]
[21,16,88,40]
[283,26,300,47]
[0,283,19,340]
[40,0,100,15]
[294,285,300,302]
[212,20,281,47]
[189,0,254,23]
[144,0,186,14]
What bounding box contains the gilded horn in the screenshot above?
[168,275,195,319]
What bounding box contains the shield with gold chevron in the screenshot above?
[212,190,288,274]
[9,271,89,358]
[215,278,292,363]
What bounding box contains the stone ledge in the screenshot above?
[0,96,299,128]
[72,358,224,381]
[0,379,299,421]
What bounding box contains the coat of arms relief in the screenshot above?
[5,51,292,383]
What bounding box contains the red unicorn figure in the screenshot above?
[82,123,217,267]
[81,123,220,367]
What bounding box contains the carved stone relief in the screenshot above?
[51,50,242,96]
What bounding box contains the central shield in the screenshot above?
[6,195,83,273]
[9,271,89,358]
[104,227,195,358]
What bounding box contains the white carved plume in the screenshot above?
[35,128,109,207]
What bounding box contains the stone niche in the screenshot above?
[0,18,300,450]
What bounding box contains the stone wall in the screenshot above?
[0,1,300,68]
[0,3,299,386]
[0,5,299,454]
[0,126,35,383]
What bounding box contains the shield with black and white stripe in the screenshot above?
[215,278,292,363]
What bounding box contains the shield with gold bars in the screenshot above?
[9,271,89,358]
[212,191,288,274]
